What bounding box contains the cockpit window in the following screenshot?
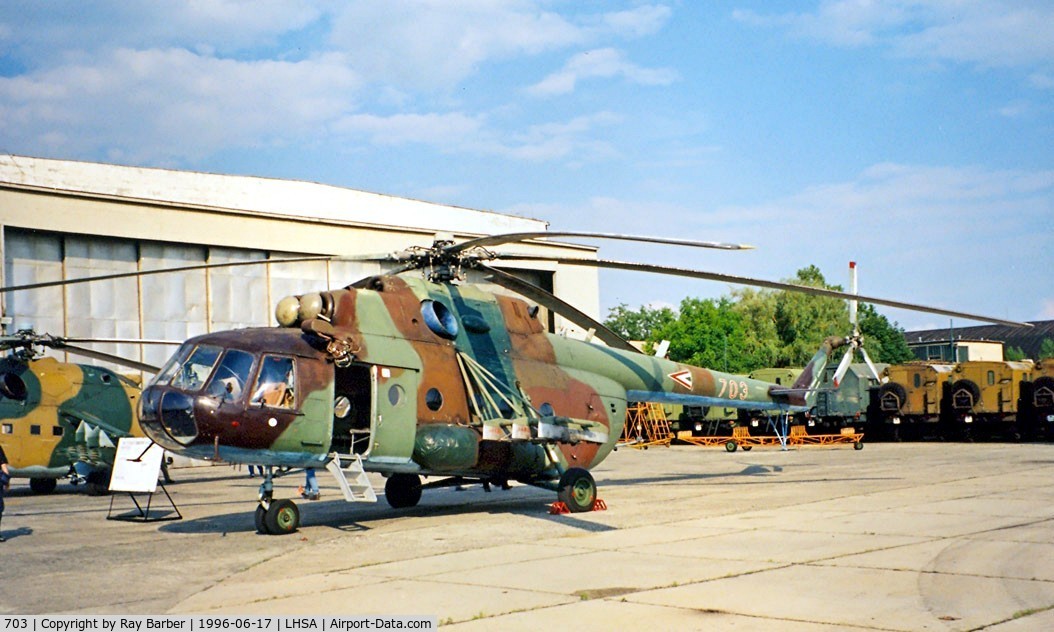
[167,344,223,392]
[250,355,296,409]
[205,349,255,402]
[152,343,193,387]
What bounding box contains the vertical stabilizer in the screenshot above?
[789,335,848,408]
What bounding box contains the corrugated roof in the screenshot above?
[905,320,1054,359]
[0,154,548,236]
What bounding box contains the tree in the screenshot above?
[655,297,754,373]
[603,264,917,372]
[1040,338,1054,360]
[1005,345,1028,361]
[773,266,848,366]
[603,303,675,342]
[857,304,914,364]
[729,287,780,369]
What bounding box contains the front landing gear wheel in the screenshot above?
[557,467,596,513]
[255,505,268,534]
[85,469,111,496]
[264,499,300,534]
[30,478,57,494]
[385,473,422,509]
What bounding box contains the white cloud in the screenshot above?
[735,1,1054,71]
[733,1,919,47]
[593,4,674,39]
[0,2,676,166]
[710,163,1054,326]
[0,48,358,162]
[1030,73,1054,89]
[327,2,673,91]
[895,2,1054,69]
[332,109,621,163]
[526,164,1054,327]
[333,112,484,146]
[526,47,678,97]
[999,101,1033,118]
[0,1,323,62]
[2,2,674,95]
[502,113,622,161]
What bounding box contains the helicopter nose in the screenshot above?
[140,386,199,449]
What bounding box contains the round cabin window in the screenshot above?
[0,372,28,401]
[334,395,352,419]
[421,300,459,339]
[388,384,406,407]
[425,388,444,411]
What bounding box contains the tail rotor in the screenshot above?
[832,262,883,388]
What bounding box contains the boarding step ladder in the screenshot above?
[326,452,377,502]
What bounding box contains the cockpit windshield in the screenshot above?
[151,343,192,387]
[250,355,296,409]
[205,349,256,402]
[152,343,223,392]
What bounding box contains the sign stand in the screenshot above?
[106,438,182,522]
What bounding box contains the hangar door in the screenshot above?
[1,228,379,374]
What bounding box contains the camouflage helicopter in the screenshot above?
[4,232,1025,534]
[0,330,162,494]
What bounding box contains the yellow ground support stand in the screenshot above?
[676,424,864,452]
[620,402,673,449]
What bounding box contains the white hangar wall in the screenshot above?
[0,155,601,372]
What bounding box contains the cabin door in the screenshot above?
[331,363,373,456]
[367,365,418,465]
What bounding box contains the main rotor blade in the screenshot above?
[474,262,640,353]
[501,256,1032,328]
[447,231,754,256]
[62,337,182,345]
[50,342,161,373]
[0,253,399,294]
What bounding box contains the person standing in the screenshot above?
[0,443,10,543]
[301,468,320,500]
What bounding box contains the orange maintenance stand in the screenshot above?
[677,425,864,452]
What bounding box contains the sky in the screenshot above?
[1,0,1052,331]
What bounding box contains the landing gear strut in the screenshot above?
[255,466,301,535]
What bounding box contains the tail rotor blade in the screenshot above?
[832,347,854,388]
[859,347,883,383]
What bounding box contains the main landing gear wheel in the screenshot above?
[385,473,422,509]
[254,505,268,534]
[262,499,300,535]
[557,467,597,513]
[85,469,111,496]
[30,478,57,494]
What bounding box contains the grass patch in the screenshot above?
[573,587,639,600]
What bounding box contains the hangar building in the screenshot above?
[0,155,600,372]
